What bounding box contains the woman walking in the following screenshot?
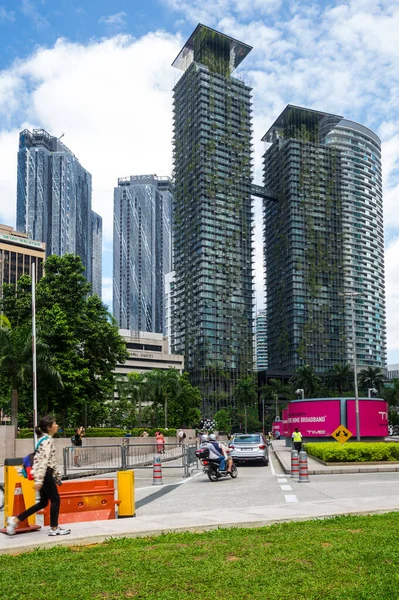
[7,415,71,537]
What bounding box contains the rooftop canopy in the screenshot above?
[172,23,252,76]
[262,105,343,144]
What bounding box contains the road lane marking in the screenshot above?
[280,485,293,491]
[278,478,287,483]
[269,453,276,475]
[284,495,298,503]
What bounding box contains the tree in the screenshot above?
[234,376,256,433]
[167,372,201,428]
[358,367,385,393]
[381,379,399,407]
[290,365,321,398]
[0,254,128,426]
[260,378,291,420]
[0,323,62,431]
[325,364,354,395]
[214,408,231,433]
[146,368,181,428]
[127,372,149,427]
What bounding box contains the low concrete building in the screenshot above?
[0,223,45,296]
[115,330,184,378]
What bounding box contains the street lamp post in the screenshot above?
[340,291,360,441]
[368,388,377,399]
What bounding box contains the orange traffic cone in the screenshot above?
[0,482,41,535]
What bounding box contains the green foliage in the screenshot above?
[0,254,128,427]
[290,365,321,398]
[17,427,177,439]
[305,442,399,463]
[382,379,399,407]
[214,408,231,432]
[358,367,384,393]
[0,514,398,599]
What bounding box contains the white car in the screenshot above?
[229,433,269,466]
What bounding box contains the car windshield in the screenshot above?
[233,435,261,444]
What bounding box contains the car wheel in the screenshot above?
[262,459,269,466]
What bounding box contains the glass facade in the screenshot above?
[324,120,386,369]
[113,175,172,333]
[16,129,101,293]
[263,106,387,373]
[256,309,268,371]
[0,225,45,296]
[172,25,254,414]
[91,211,103,298]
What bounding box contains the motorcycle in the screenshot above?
[195,447,238,482]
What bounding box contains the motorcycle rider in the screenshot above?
[200,434,225,470]
[208,433,233,473]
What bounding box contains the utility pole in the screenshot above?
[31,262,38,448]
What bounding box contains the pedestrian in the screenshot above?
[71,425,84,467]
[140,430,149,438]
[156,431,165,454]
[7,415,71,537]
[292,427,303,453]
[177,428,184,445]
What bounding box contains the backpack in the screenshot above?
[71,435,76,446]
[182,432,186,439]
[21,436,49,480]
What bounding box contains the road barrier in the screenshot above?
[0,481,41,535]
[63,443,198,478]
[291,449,299,479]
[152,455,163,485]
[298,450,310,483]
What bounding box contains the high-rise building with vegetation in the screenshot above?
[172,24,254,414]
[263,105,386,373]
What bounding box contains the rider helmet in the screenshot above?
[201,434,209,442]
[209,433,216,441]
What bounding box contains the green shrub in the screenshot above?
[305,442,399,463]
[17,427,177,439]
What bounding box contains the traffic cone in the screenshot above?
[152,455,163,486]
[0,482,41,535]
[290,450,299,479]
[298,450,310,483]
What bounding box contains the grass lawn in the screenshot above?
[1,513,398,600]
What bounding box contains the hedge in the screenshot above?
[305,442,399,463]
[17,427,177,439]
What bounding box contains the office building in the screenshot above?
[387,364,399,380]
[113,175,173,333]
[164,271,175,353]
[263,105,386,373]
[172,24,254,413]
[256,309,268,371]
[0,224,45,296]
[16,128,102,293]
[114,330,184,378]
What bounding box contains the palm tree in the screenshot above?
[358,367,385,393]
[260,379,291,419]
[290,365,321,398]
[127,372,149,427]
[0,324,62,431]
[325,363,353,394]
[146,369,181,428]
[382,378,399,407]
[234,376,256,433]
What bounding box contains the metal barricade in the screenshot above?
[63,445,124,477]
[124,442,184,470]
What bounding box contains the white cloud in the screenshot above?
[0,33,182,242]
[20,0,48,30]
[98,12,127,29]
[385,237,399,353]
[0,6,15,21]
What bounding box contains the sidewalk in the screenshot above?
[272,440,399,474]
[1,493,398,555]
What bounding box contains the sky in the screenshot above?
[0,0,398,364]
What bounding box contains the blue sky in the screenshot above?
[0,0,399,364]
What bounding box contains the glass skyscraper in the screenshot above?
[172,25,254,414]
[91,211,103,298]
[16,129,102,294]
[256,309,268,371]
[263,105,386,373]
[113,175,172,333]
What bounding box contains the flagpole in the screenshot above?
[31,261,38,448]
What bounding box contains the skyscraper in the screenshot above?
[113,174,172,333]
[263,105,386,373]
[16,129,102,293]
[91,211,103,298]
[172,24,254,413]
[256,309,268,371]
